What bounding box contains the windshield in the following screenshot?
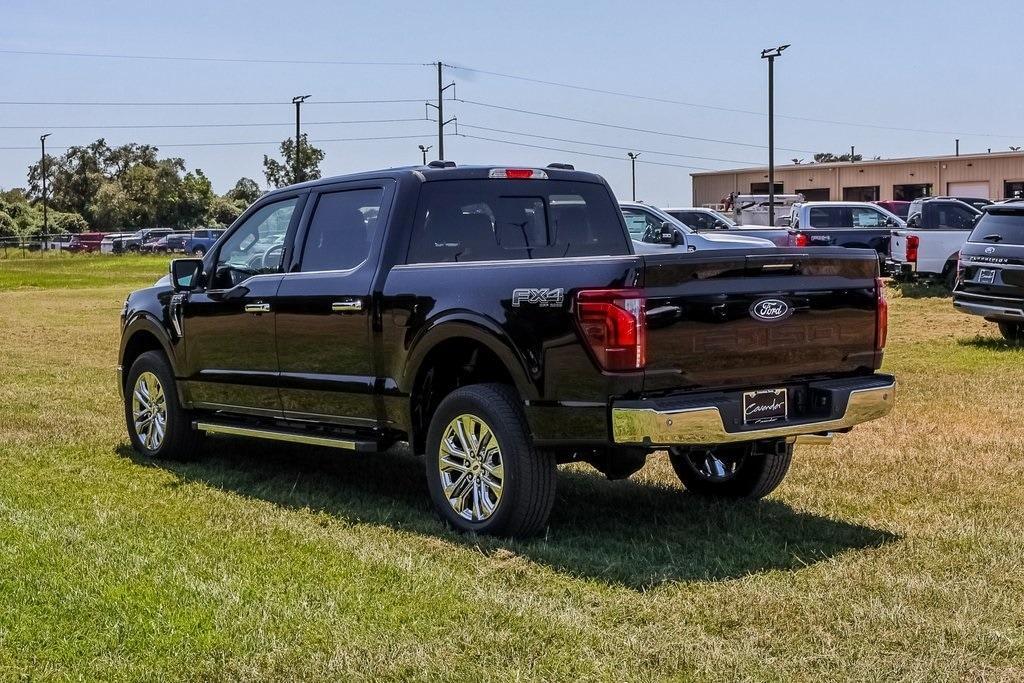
[969,211,1024,245]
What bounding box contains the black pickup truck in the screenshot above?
[119,163,896,537]
[788,201,903,273]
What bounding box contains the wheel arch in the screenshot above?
[119,314,179,392]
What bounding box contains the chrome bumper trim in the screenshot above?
[790,432,835,446]
[953,300,1024,319]
[612,381,895,446]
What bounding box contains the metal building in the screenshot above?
[691,151,1024,207]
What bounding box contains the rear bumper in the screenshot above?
[953,292,1024,322]
[611,374,895,446]
[886,259,915,277]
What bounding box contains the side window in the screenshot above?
[851,207,887,227]
[621,210,650,239]
[937,203,979,230]
[214,197,299,286]
[299,188,384,272]
[809,207,833,227]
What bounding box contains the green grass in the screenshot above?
[0,252,170,291]
[1,263,1023,680]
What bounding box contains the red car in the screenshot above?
[873,200,910,220]
[66,232,106,253]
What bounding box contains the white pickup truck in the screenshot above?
[889,197,984,288]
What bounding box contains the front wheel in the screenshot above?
[124,350,204,460]
[999,321,1024,344]
[668,440,792,499]
[192,246,206,257]
[424,384,556,537]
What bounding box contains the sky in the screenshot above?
[3,0,1024,206]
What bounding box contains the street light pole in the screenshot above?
[40,133,51,247]
[418,144,432,165]
[292,95,311,183]
[627,152,640,201]
[761,44,789,227]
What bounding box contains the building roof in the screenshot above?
[690,150,1024,177]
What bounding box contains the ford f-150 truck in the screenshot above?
[789,201,904,273]
[119,163,896,537]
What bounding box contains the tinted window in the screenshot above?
[408,179,628,263]
[932,202,979,230]
[809,206,846,227]
[969,211,1024,245]
[299,188,384,272]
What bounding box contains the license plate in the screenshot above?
[978,268,997,284]
[743,389,788,424]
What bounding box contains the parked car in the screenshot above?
[99,232,136,254]
[889,197,982,287]
[663,206,792,246]
[873,200,911,220]
[788,201,904,273]
[162,232,193,253]
[619,202,775,251]
[948,196,993,211]
[726,193,803,226]
[121,228,174,252]
[952,201,1024,341]
[182,228,225,256]
[66,232,106,253]
[120,163,895,538]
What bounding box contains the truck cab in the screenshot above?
[890,197,982,287]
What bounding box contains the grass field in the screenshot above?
[1,257,1022,681]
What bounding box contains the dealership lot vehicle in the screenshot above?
[120,164,894,538]
[182,228,225,256]
[662,206,791,246]
[953,201,1024,340]
[620,202,777,250]
[789,201,903,272]
[726,193,803,226]
[891,197,982,287]
[120,228,174,252]
[874,200,911,220]
[66,232,106,253]
[99,232,135,254]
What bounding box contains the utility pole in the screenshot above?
[851,145,856,161]
[955,138,960,156]
[426,62,456,160]
[627,152,640,201]
[292,95,311,183]
[418,144,432,165]
[761,44,789,227]
[40,133,51,248]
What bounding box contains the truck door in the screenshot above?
[274,181,394,428]
[918,202,979,273]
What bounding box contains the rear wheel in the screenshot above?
[192,246,206,257]
[943,261,958,291]
[998,321,1024,344]
[668,440,792,499]
[424,384,556,537]
[124,350,204,460]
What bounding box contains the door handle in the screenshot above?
[332,299,363,312]
[244,303,271,314]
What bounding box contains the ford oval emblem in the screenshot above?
[985,246,996,254]
[749,298,793,322]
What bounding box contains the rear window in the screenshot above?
[970,211,1024,245]
[408,179,628,263]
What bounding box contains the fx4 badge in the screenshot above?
[512,288,564,308]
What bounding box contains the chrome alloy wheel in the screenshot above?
[438,414,505,522]
[132,371,167,450]
[686,448,743,482]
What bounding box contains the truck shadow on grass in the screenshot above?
[120,439,896,589]
[957,335,1024,351]
[887,280,951,299]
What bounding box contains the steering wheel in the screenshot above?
[261,243,285,269]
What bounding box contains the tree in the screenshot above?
[263,134,325,188]
[813,151,863,163]
[227,177,261,205]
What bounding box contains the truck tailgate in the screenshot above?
[641,248,881,392]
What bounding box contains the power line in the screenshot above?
[455,98,813,153]
[0,48,429,67]
[445,63,1023,139]
[0,98,431,107]
[457,123,760,165]
[456,133,716,170]
[0,118,426,130]
[0,133,433,151]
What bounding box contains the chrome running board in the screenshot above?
[193,421,377,452]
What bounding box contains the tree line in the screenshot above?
[0,135,325,238]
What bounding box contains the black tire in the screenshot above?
[424,383,556,537]
[943,262,958,291]
[124,350,204,460]
[192,246,205,257]
[998,321,1024,344]
[668,440,792,499]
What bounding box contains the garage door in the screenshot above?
[947,181,989,198]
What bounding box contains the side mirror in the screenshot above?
[659,221,682,247]
[170,258,203,292]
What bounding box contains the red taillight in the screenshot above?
[794,232,810,247]
[906,235,919,263]
[875,277,888,351]
[575,289,646,371]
